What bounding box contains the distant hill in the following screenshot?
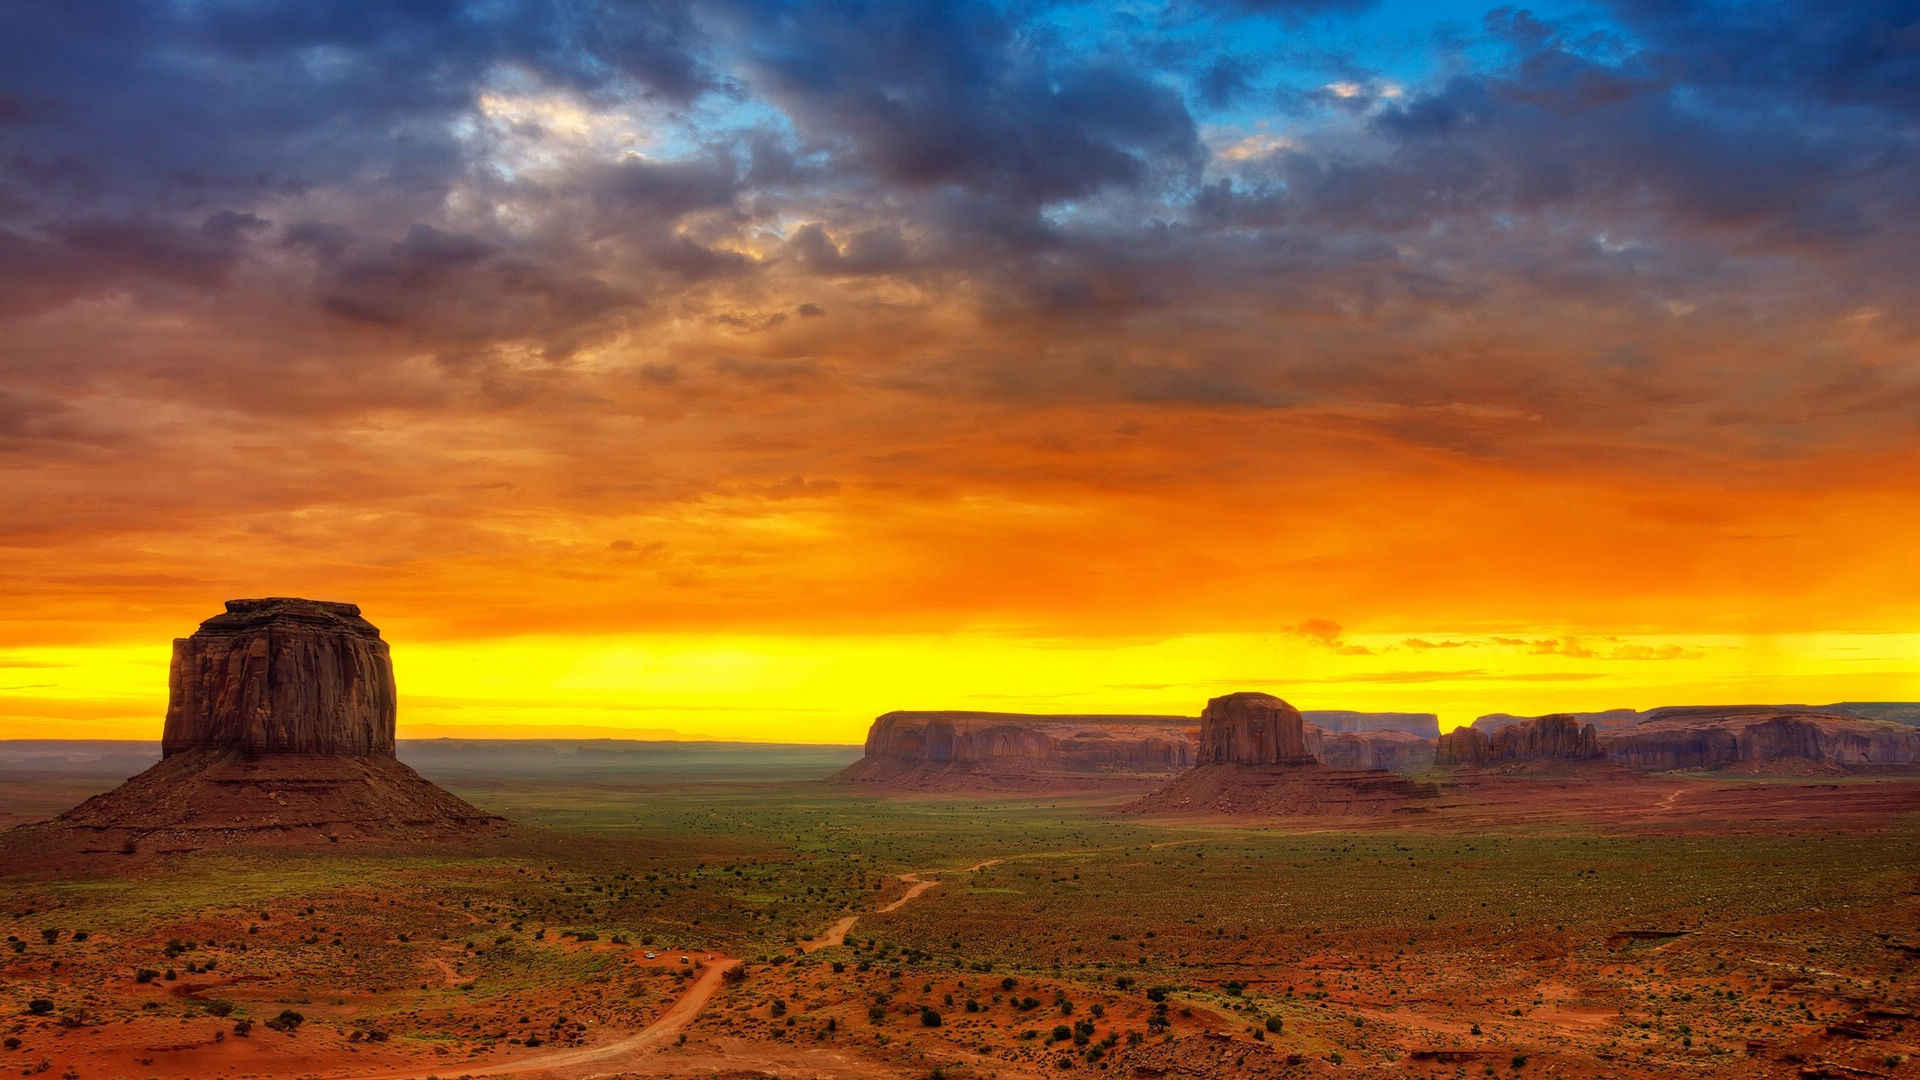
[1824,702,1920,727]
[1302,710,1440,739]
[1473,709,1642,734]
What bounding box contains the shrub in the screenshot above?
[920,1007,942,1027]
[26,999,54,1016]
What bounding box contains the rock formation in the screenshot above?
[1198,692,1315,765]
[1310,728,1437,774]
[1302,710,1442,739]
[1602,708,1920,772]
[1437,714,1602,766]
[4,598,504,862]
[1473,708,1641,734]
[1130,691,1441,816]
[836,711,1195,789]
[163,598,396,757]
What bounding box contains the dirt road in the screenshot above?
[348,956,739,1080]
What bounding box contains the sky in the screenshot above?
[2,0,1917,743]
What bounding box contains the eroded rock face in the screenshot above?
[1198,692,1315,766]
[2,598,505,863]
[162,598,396,758]
[852,711,1195,775]
[1437,714,1601,766]
[1302,710,1441,739]
[1311,728,1437,774]
[1603,709,1920,771]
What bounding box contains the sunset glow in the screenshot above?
[4,1,1917,740]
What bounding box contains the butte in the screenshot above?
[3,598,504,861]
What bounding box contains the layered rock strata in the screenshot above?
[1198,692,1315,765]
[1437,714,1602,766]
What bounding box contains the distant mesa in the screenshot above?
[1602,707,1920,773]
[1437,713,1603,767]
[1312,727,1436,774]
[835,710,1195,790]
[1129,691,1440,817]
[1823,702,1920,728]
[1473,708,1642,734]
[3,598,505,862]
[1303,710,1441,739]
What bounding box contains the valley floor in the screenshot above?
[2,770,1917,1079]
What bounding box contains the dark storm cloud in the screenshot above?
[737,1,1202,206]
[0,0,1916,497]
[0,2,713,208]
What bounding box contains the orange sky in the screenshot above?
[4,4,1919,742]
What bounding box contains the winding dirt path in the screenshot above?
[346,857,1009,1078]
[350,955,740,1080]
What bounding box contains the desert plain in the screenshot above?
[5,742,1919,1080]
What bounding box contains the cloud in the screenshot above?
[0,0,1917,651]
[1292,619,1374,655]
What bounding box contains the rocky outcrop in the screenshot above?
[837,711,1195,788]
[1198,692,1315,765]
[1129,692,1443,815]
[163,598,396,758]
[1474,708,1641,734]
[1301,710,1441,739]
[1603,709,1920,772]
[1311,728,1436,774]
[4,598,504,863]
[1437,714,1602,766]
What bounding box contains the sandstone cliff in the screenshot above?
[1128,692,1443,815]
[1437,714,1602,766]
[837,711,1195,789]
[1198,692,1315,765]
[1310,728,1436,774]
[1301,710,1441,739]
[1602,708,1920,772]
[163,598,396,758]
